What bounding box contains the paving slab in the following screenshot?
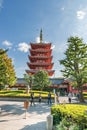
[0,101,51,130]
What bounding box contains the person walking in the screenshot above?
[48,92,52,105]
[30,92,35,106]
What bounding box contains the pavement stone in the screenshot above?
[0,101,51,130]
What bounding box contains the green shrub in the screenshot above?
[56,119,80,130]
[0,85,5,90]
[51,104,87,129]
[0,90,54,98]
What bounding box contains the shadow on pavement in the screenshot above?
[20,121,46,130]
[0,102,51,116]
[28,103,51,115]
[0,103,24,116]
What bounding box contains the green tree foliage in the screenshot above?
[33,70,51,90]
[24,73,33,89]
[60,36,87,102]
[0,49,8,55]
[0,49,16,88]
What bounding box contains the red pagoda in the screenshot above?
[26,30,55,76]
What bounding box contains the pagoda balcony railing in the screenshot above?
[28,62,54,66]
[30,49,52,52]
[29,55,53,59]
[26,69,55,76]
[30,52,52,56]
[28,55,53,59]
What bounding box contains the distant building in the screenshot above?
[12,78,70,93]
[12,78,87,93]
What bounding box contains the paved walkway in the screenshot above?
[0,101,51,130]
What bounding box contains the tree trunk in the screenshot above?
[26,85,30,94]
[78,86,85,103]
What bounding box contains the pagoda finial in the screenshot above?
[40,29,43,43]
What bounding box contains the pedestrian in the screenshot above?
[77,93,80,101]
[30,92,35,106]
[48,92,52,105]
[68,92,72,103]
[38,93,42,103]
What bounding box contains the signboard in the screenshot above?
[24,100,29,109]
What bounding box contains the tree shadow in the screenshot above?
[0,102,51,116]
[28,103,51,115]
[20,121,46,130]
[0,103,25,116]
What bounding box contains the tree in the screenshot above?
[0,49,8,55]
[24,73,33,93]
[60,36,87,102]
[0,49,16,89]
[33,70,51,90]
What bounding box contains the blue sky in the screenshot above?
[0,0,87,78]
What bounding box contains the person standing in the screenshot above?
[68,92,72,103]
[30,92,35,106]
[48,92,52,105]
[38,93,42,103]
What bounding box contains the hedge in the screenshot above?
[51,104,87,129]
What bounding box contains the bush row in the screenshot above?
[0,90,54,98]
[51,104,87,129]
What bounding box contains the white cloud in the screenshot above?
[51,44,55,49]
[36,37,40,43]
[2,40,12,49]
[18,42,30,53]
[61,7,65,11]
[0,0,3,8]
[77,10,86,20]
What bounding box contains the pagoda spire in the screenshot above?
[40,29,43,43]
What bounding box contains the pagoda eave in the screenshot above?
[30,49,52,53]
[26,70,55,76]
[30,43,52,49]
[30,51,52,56]
[27,62,54,68]
[29,55,53,60]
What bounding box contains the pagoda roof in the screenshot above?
[29,55,53,60]
[30,49,52,53]
[30,43,51,49]
[26,69,55,76]
[30,49,52,55]
[30,51,52,56]
[30,42,51,45]
[27,62,54,67]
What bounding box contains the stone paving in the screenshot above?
[0,101,51,130]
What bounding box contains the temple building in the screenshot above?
[26,29,55,76]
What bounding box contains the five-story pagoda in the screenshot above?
[26,30,55,76]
